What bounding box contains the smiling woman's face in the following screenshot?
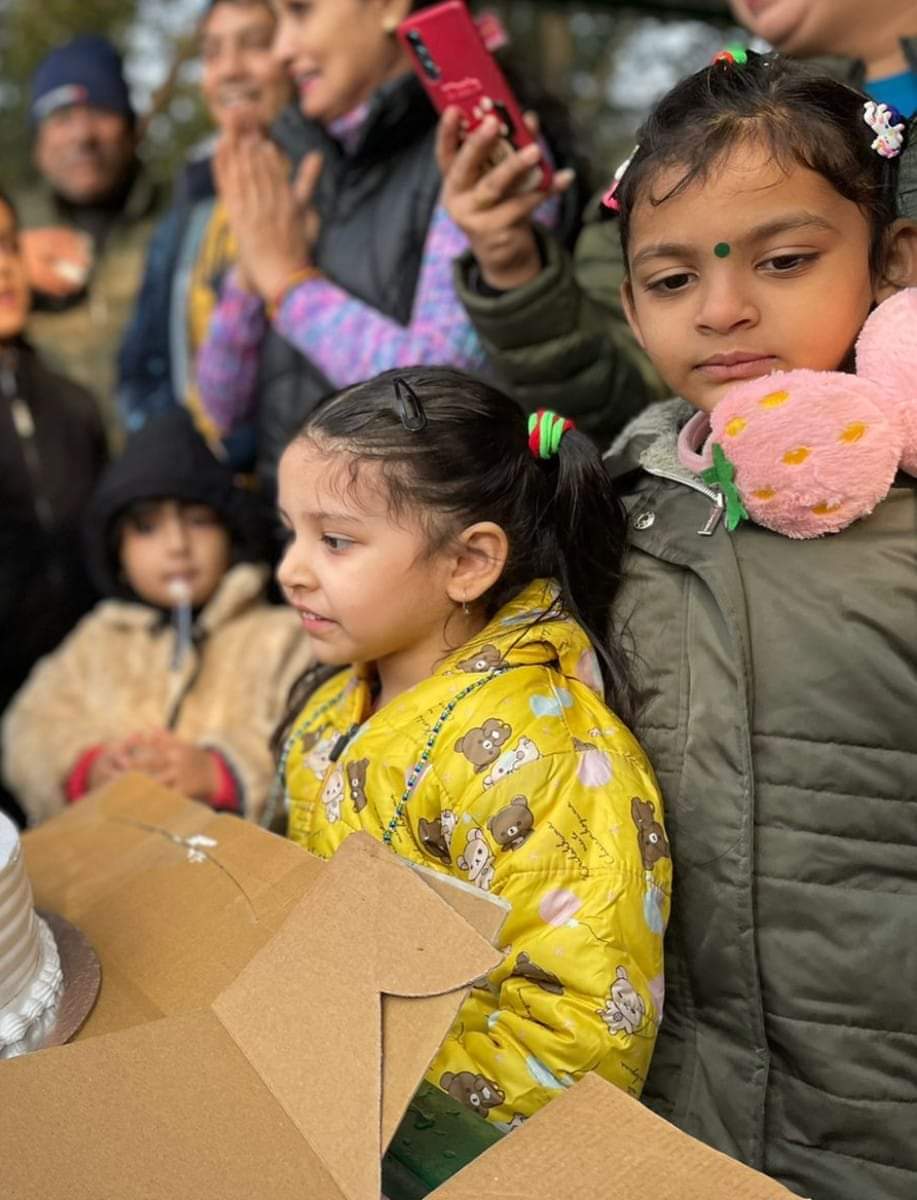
[271,0,412,125]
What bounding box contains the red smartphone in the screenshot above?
[398,1,553,191]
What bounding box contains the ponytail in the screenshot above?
[547,429,633,721]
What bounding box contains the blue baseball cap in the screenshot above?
[30,35,134,126]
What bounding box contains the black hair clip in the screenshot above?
[392,376,427,432]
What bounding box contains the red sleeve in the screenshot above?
[208,751,243,814]
[65,746,105,803]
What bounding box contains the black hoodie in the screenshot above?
[83,407,269,601]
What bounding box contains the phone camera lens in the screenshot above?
[406,29,440,80]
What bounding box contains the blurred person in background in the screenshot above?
[730,0,916,215]
[729,0,916,115]
[118,0,291,471]
[195,0,582,495]
[1,409,313,828]
[0,189,107,828]
[15,34,164,439]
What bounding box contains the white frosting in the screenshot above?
[0,813,63,1056]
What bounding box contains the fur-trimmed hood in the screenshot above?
[603,397,698,490]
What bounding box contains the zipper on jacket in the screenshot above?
[697,490,725,537]
[165,635,205,730]
[329,724,360,763]
[2,363,55,531]
[643,466,725,537]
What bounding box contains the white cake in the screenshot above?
[0,812,63,1057]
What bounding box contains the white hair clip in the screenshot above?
[863,101,906,159]
[602,146,638,213]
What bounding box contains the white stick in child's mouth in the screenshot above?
[168,578,193,670]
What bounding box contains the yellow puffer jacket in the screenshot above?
[284,581,671,1128]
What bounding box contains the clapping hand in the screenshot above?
[214,115,323,303]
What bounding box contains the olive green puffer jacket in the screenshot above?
[604,399,917,1200]
[452,206,667,443]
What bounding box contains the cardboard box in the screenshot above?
[0,778,797,1200]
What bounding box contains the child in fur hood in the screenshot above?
[1,408,312,825]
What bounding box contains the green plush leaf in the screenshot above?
[702,442,750,532]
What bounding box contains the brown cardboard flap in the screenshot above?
[430,1072,797,1199]
[6,780,506,1200]
[24,776,312,923]
[1,1011,347,1199]
[6,778,800,1200]
[380,865,508,1150]
[213,834,503,1200]
[23,777,321,1038]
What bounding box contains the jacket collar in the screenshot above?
[342,581,605,712]
[271,72,435,167]
[438,580,604,698]
[603,397,698,488]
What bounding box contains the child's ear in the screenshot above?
[447,522,508,606]
[620,278,646,350]
[875,218,917,301]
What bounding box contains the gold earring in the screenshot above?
[462,599,469,616]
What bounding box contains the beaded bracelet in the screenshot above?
[267,265,322,320]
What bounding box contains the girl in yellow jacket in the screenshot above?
[275,366,671,1129]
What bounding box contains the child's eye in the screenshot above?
[647,272,694,294]
[760,253,817,273]
[322,534,353,553]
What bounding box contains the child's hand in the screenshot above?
[20,227,92,298]
[436,107,573,292]
[118,730,220,801]
[86,745,128,791]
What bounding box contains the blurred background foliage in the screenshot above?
[0,0,744,195]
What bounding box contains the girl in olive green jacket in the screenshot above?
[604,51,917,1200]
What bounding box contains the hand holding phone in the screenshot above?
[398,0,553,192]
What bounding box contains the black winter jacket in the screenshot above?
[0,342,106,819]
[253,73,443,490]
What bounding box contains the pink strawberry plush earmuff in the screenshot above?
[855,287,917,476]
[678,288,917,538]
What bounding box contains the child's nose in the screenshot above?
[695,273,758,336]
[276,540,318,594]
[163,514,192,555]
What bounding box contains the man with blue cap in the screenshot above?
[16,34,163,439]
